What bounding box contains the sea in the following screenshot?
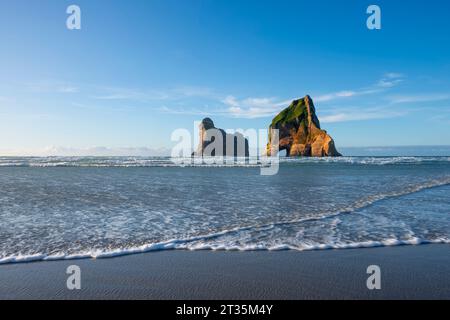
[0,153,449,264]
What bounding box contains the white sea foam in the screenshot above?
[1,237,449,265]
[213,175,450,235]
[1,176,449,265]
[282,156,450,165]
[0,156,449,167]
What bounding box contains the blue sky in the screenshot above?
[1,0,450,155]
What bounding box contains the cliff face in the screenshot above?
[267,95,341,157]
[194,118,249,157]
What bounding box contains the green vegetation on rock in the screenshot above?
[270,99,308,128]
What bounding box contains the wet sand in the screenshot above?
[0,244,449,300]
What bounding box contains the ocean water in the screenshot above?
[0,156,449,264]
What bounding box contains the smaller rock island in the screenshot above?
[193,118,250,157]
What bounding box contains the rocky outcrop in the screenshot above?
[267,95,341,157]
[193,118,249,157]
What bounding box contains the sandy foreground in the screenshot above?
[0,244,449,300]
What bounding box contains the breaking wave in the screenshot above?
[1,238,449,265]
[1,176,449,265]
[0,156,449,167]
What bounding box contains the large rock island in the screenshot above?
[267,95,341,157]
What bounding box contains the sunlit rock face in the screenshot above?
[267,95,341,157]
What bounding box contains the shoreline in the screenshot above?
[0,244,449,300]
[1,238,449,266]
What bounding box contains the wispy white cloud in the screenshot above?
[320,108,406,123]
[316,73,404,103]
[315,90,359,102]
[36,73,405,121]
[377,73,405,88]
[58,86,79,93]
[93,87,169,101]
[226,106,279,118]
[93,85,214,102]
[429,114,450,125]
[385,72,404,79]
[31,73,413,122]
[221,96,289,118]
[388,94,450,104]
[216,73,405,119]
[157,105,217,116]
[161,101,409,122]
[222,95,240,108]
[157,99,284,118]
[172,86,214,98]
[27,81,79,94]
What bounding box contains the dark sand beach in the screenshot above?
[0,244,449,300]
